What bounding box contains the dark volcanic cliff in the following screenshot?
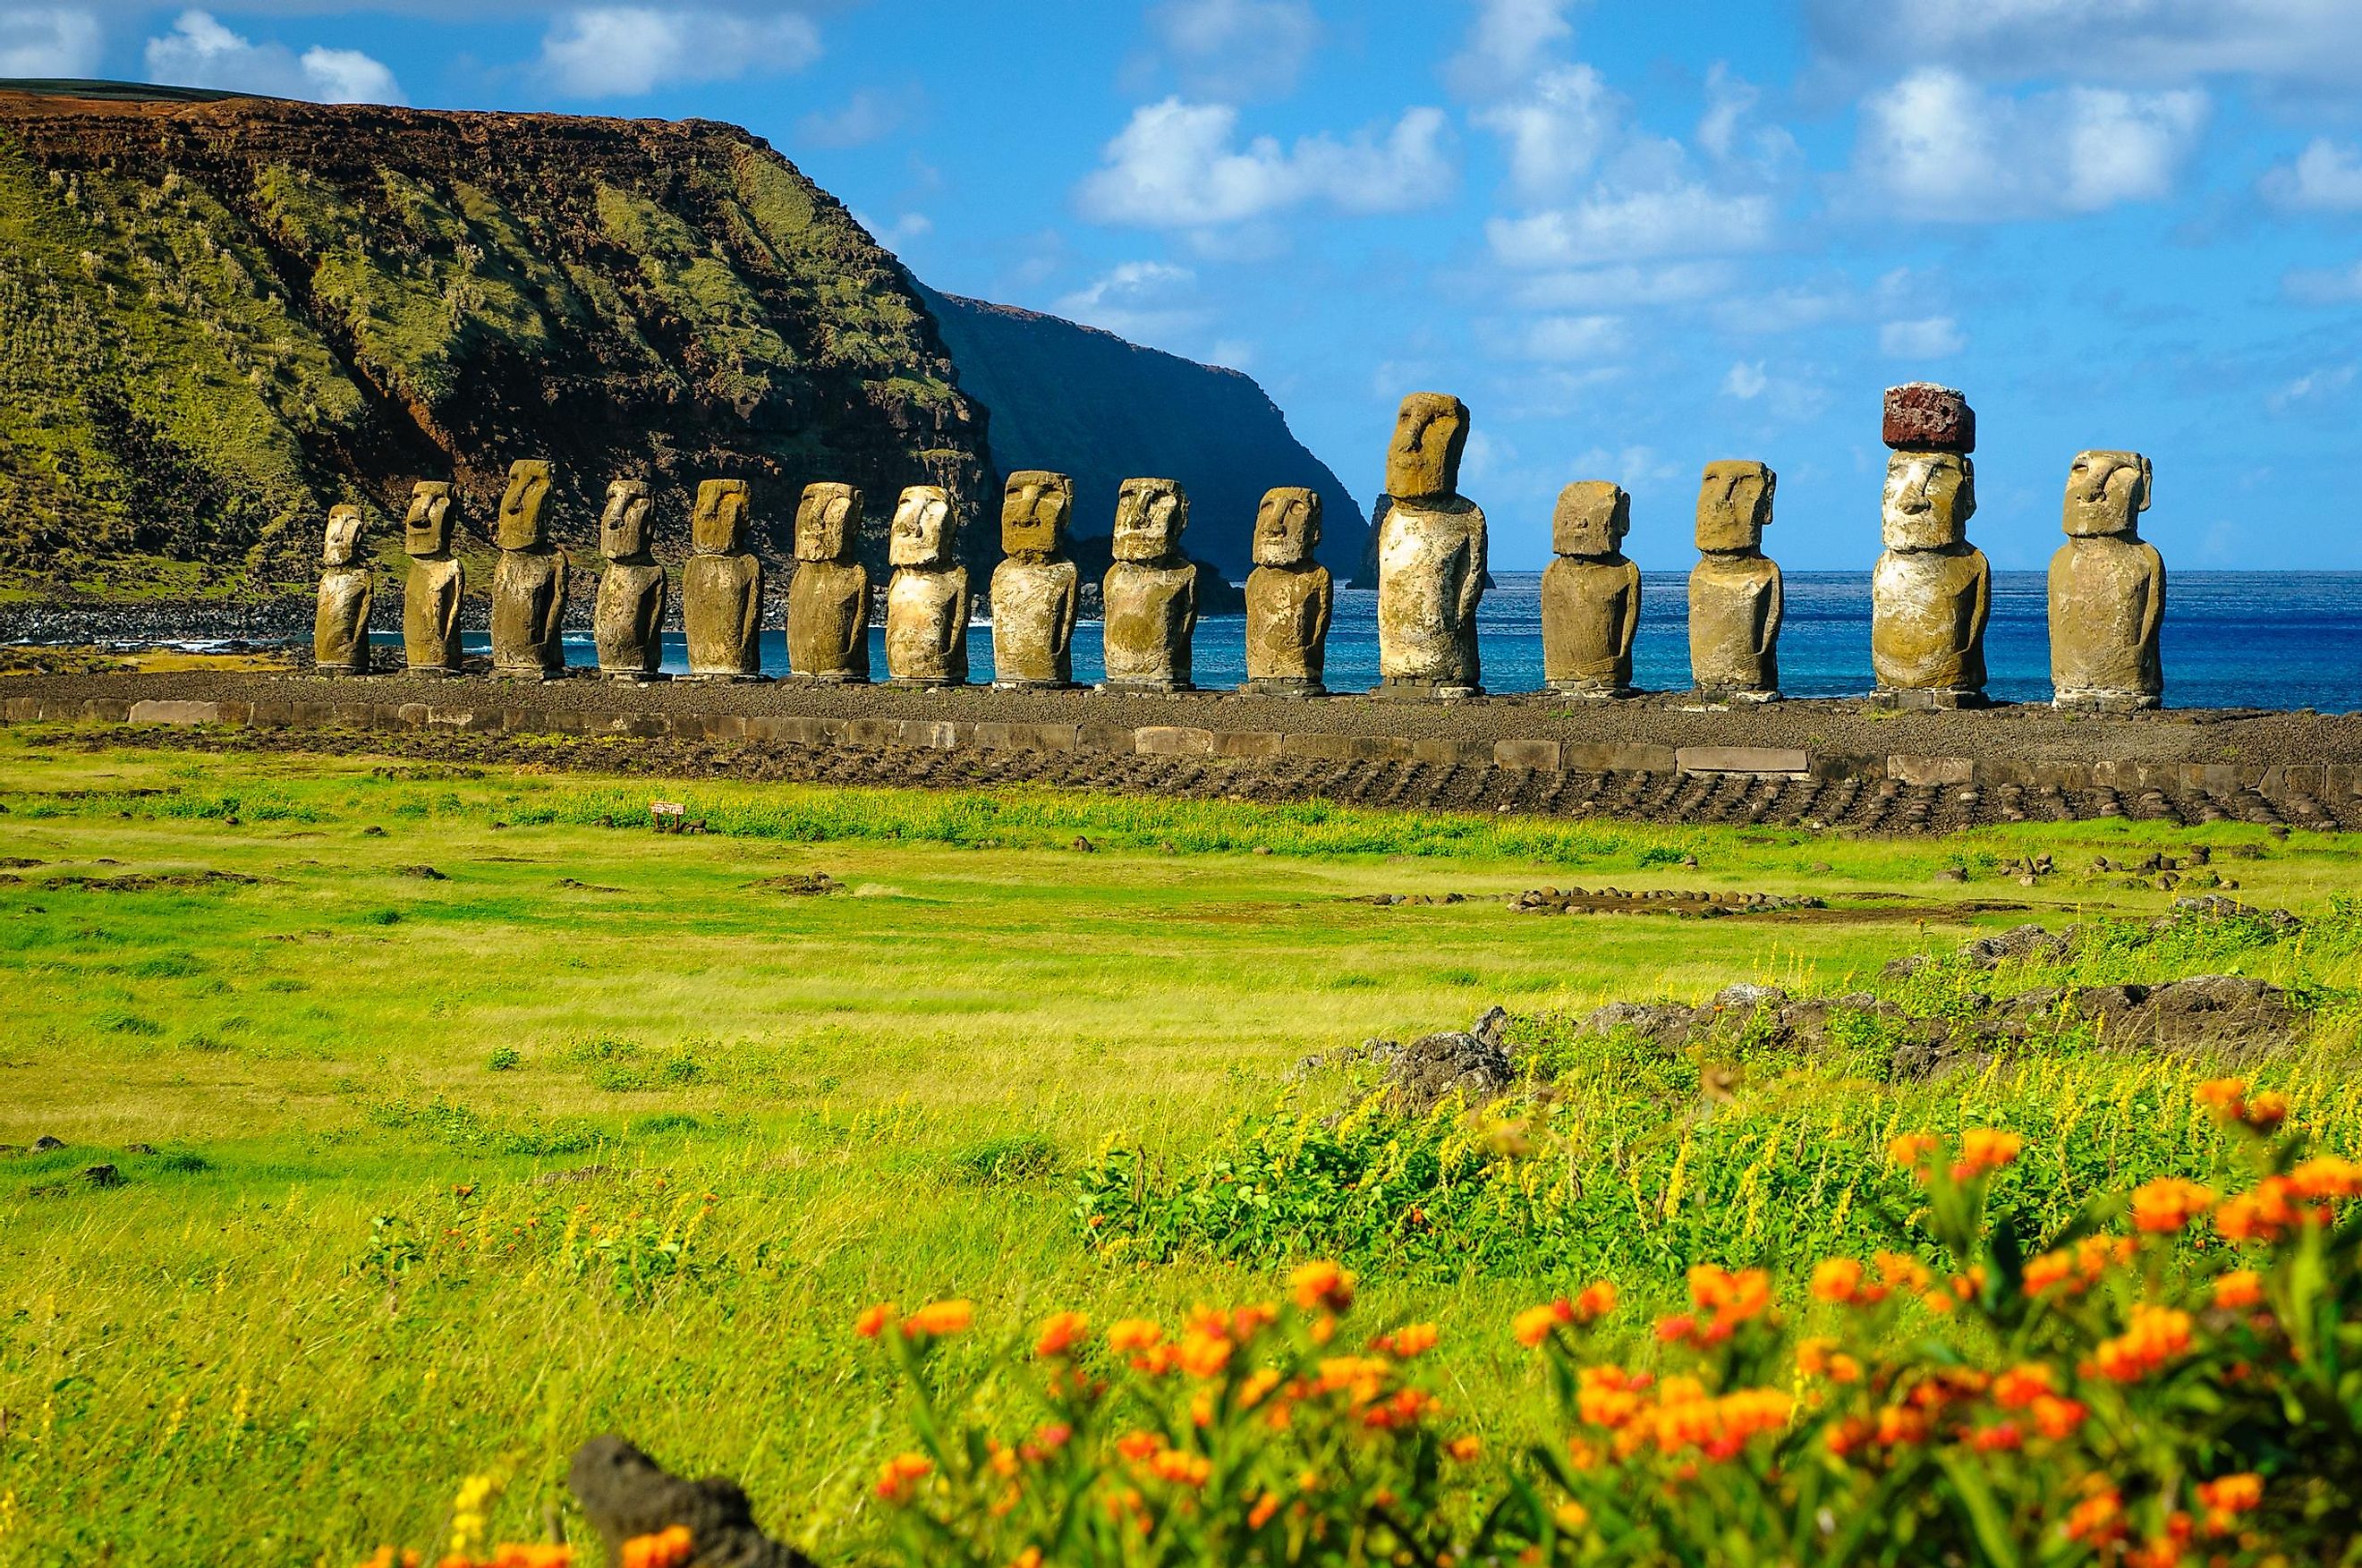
[0,84,987,595]
[921,287,1366,581]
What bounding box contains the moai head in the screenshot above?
[691,479,750,555]
[1882,451,1976,552]
[889,485,956,568]
[1252,487,1321,568]
[1000,470,1073,557]
[600,479,652,560]
[1385,392,1470,501]
[403,482,453,557]
[1552,481,1630,558]
[321,504,364,567]
[1112,478,1187,564]
[496,461,553,550]
[2063,450,2152,539]
[794,482,862,564]
[1695,461,1775,554]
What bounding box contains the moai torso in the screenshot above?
[592,479,667,680]
[1540,480,1640,694]
[1687,461,1782,699]
[2051,450,2164,708]
[1375,393,1485,693]
[401,481,464,674]
[884,485,969,685]
[1872,451,1990,698]
[990,470,1080,687]
[1102,477,1198,691]
[682,479,762,678]
[489,461,569,677]
[313,504,374,674]
[786,481,870,682]
[1243,486,1332,694]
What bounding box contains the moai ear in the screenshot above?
[2137,454,2154,513]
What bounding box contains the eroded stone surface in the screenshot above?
[569,1436,816,1568]
[1244,486,1331,696]
[1873,451,1989,701]
[1102,476,1198,691]
[490,460,568,678]
[787,481,870,683]
[1541,481,1639,697]
[990,470,1080,687]
[1688,461,1781,699]
[885,485,968,686]
[683,479,761,680]
[401,481,463,675]
[313,504,372,674]
[1882,382,1975,453]
[593,479,667,681]
[2052,450,2164,710]
[1375,394,1483,695]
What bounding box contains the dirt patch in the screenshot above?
[41,869,259,892]
[747,873,842,895]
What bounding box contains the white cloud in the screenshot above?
[1516,312,1626,360]
[1723,360,1767,399]
[1695,64,1755,161]
[143,11,403,104]
[1487,184,1774,267]
[798,89,905,149]
[1473,63,1619,199]
[1076,97,1454,229]
[2263,138,2362,212]
[1151,0,1319,97]
[2283,259,2362,304]
[1571,444,1678,491]
[1053,259,1208,344]
[538,6,820,97]
[1880,316,1966,358]
[1856,68,2207,220]
[2267,363,2356,412]
[1510,260,1738,309]
[1807,0,2362,89]
[1448,0,1578,95]
[851,210,930,255]
[1,7,101,76]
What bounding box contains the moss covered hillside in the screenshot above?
[0,85,987,600]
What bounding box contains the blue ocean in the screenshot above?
[398,572,2362,712]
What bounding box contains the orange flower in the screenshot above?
[2196,1473,2263,1534]
[1687,1265,1773,1332]
[1034,1310,1090,1359]
[2196,1078,2247,1116]
[1952,1129,2024,1179]
[1246,1493,1281,1529]
[1149,1448,1212,1487]
[2212,1270,2264,1310]
[1513,1302,1568,1348]
[2245,1090,2289,1131]
[1809,1257,1886,1307]
[1010,1550,1042,1568]
[2289,1155,2362,1200]
[903,1300,973,1338]
[2030,1395,2088,1440]
[1107,1318,1164,1354]
[2092,1305,2195,1383]
[2066,1487,2126,1546]
[1991,1362,2057,1410]
[1554,1500,1590,1533]
[1655,1313,1697,1345]
[1887,1132,1937,1170]
[1445,1433,1482,1462]
[1176,1327,1234,1378]
[2131,1176,2216,1233]
[2216,1176,2306,1243]
[1387,1322,1440,1358]
[1572,1281,1619,1322]
[1969,1421,2023,1453]
[854,1301,896,1339]
[1115,1430,1164,1462]
[1289,1260,1355,1314]
[875,1453,933,1504]
[1020,1422,1071,1462]
[617,1528,693,1568]
[2198,1078,2288,1132]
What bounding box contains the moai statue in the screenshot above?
[1374,392,1485,698]
[1540,481,1640,699]
[401,481,464,675]
[1872,385,1989,707]
[313,504,373,674]
[682,479,762,680]
[884,485,969,687]
[990,470,1080,689]
[2051,451,2164,710]
[592,479,667,682]
[1687,462,1783,701]
[489,459,569,679]
[1242,486,1332,698]
[786,481,870,683]
[1101,477,1199,692]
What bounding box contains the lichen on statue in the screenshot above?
[400,480,463,675]
[489,459,569,679]
[1374,392,1485,698]
[1872,450,1991,705]
[786,481,871,684]
[1243,486,1332,697]
[885,485,970,687]
[593,478,667,682]
[1687,461,1783,701]
[1101,477,1199,692]
[313,504,373,674]
[990,470,1080,689]
[2051,450,2164,710]
[682,479,763,681]
[1541,480,1640,699]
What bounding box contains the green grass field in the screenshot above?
[3,728,2360,1564]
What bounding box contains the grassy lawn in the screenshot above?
[2,729,2359,1564]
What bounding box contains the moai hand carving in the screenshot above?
[1873,450,1990,706]
[1541,481,1640,699]
[786,481,870,683]
[1243,486,1332,697]
[401,481,464,675]
[682,479,763,680]
[884,485,969,686]
[2050,450,2164,710]
[990,470,1080,688]
[1101,477,1199,691]
[592,479,667,682]
[1687,461,1782,701]
[313,504,374,674]
[1375,392,1485,698]
[490,460,570,679]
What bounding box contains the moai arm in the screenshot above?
[2138,543,2167,653]
[540,550,572,648]
[735,559,763,657]
[438,561,466,643]
[1310,568,1335,649]
[1616,559,1643,663]
[1456,518,1487,631]
[1180,562,1200,643]
[1967,553,1992,644]
[842,565,871,665]
[1759,564,1784,657]
[643,574,670,651]
[1055,568,1080,657]
[949,569,972,658]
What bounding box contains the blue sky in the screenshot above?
[7,1,2362,572]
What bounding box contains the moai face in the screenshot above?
[1384,392,1470,500]
[1112,478,1186,564]
[1695,461,1775,553]
[692,479,750,555]
[1000,470,1073,556]
[2063,450,2151,538]
[888,485,955,568]
[321,504,364,567]
[1252,487,1321,567]
[1552,481,1630,557]
[601,480,652,560]
[497,461,552,551]
[794,482,862,563]
[403,481,454,557]
[1882,451,1976,552]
